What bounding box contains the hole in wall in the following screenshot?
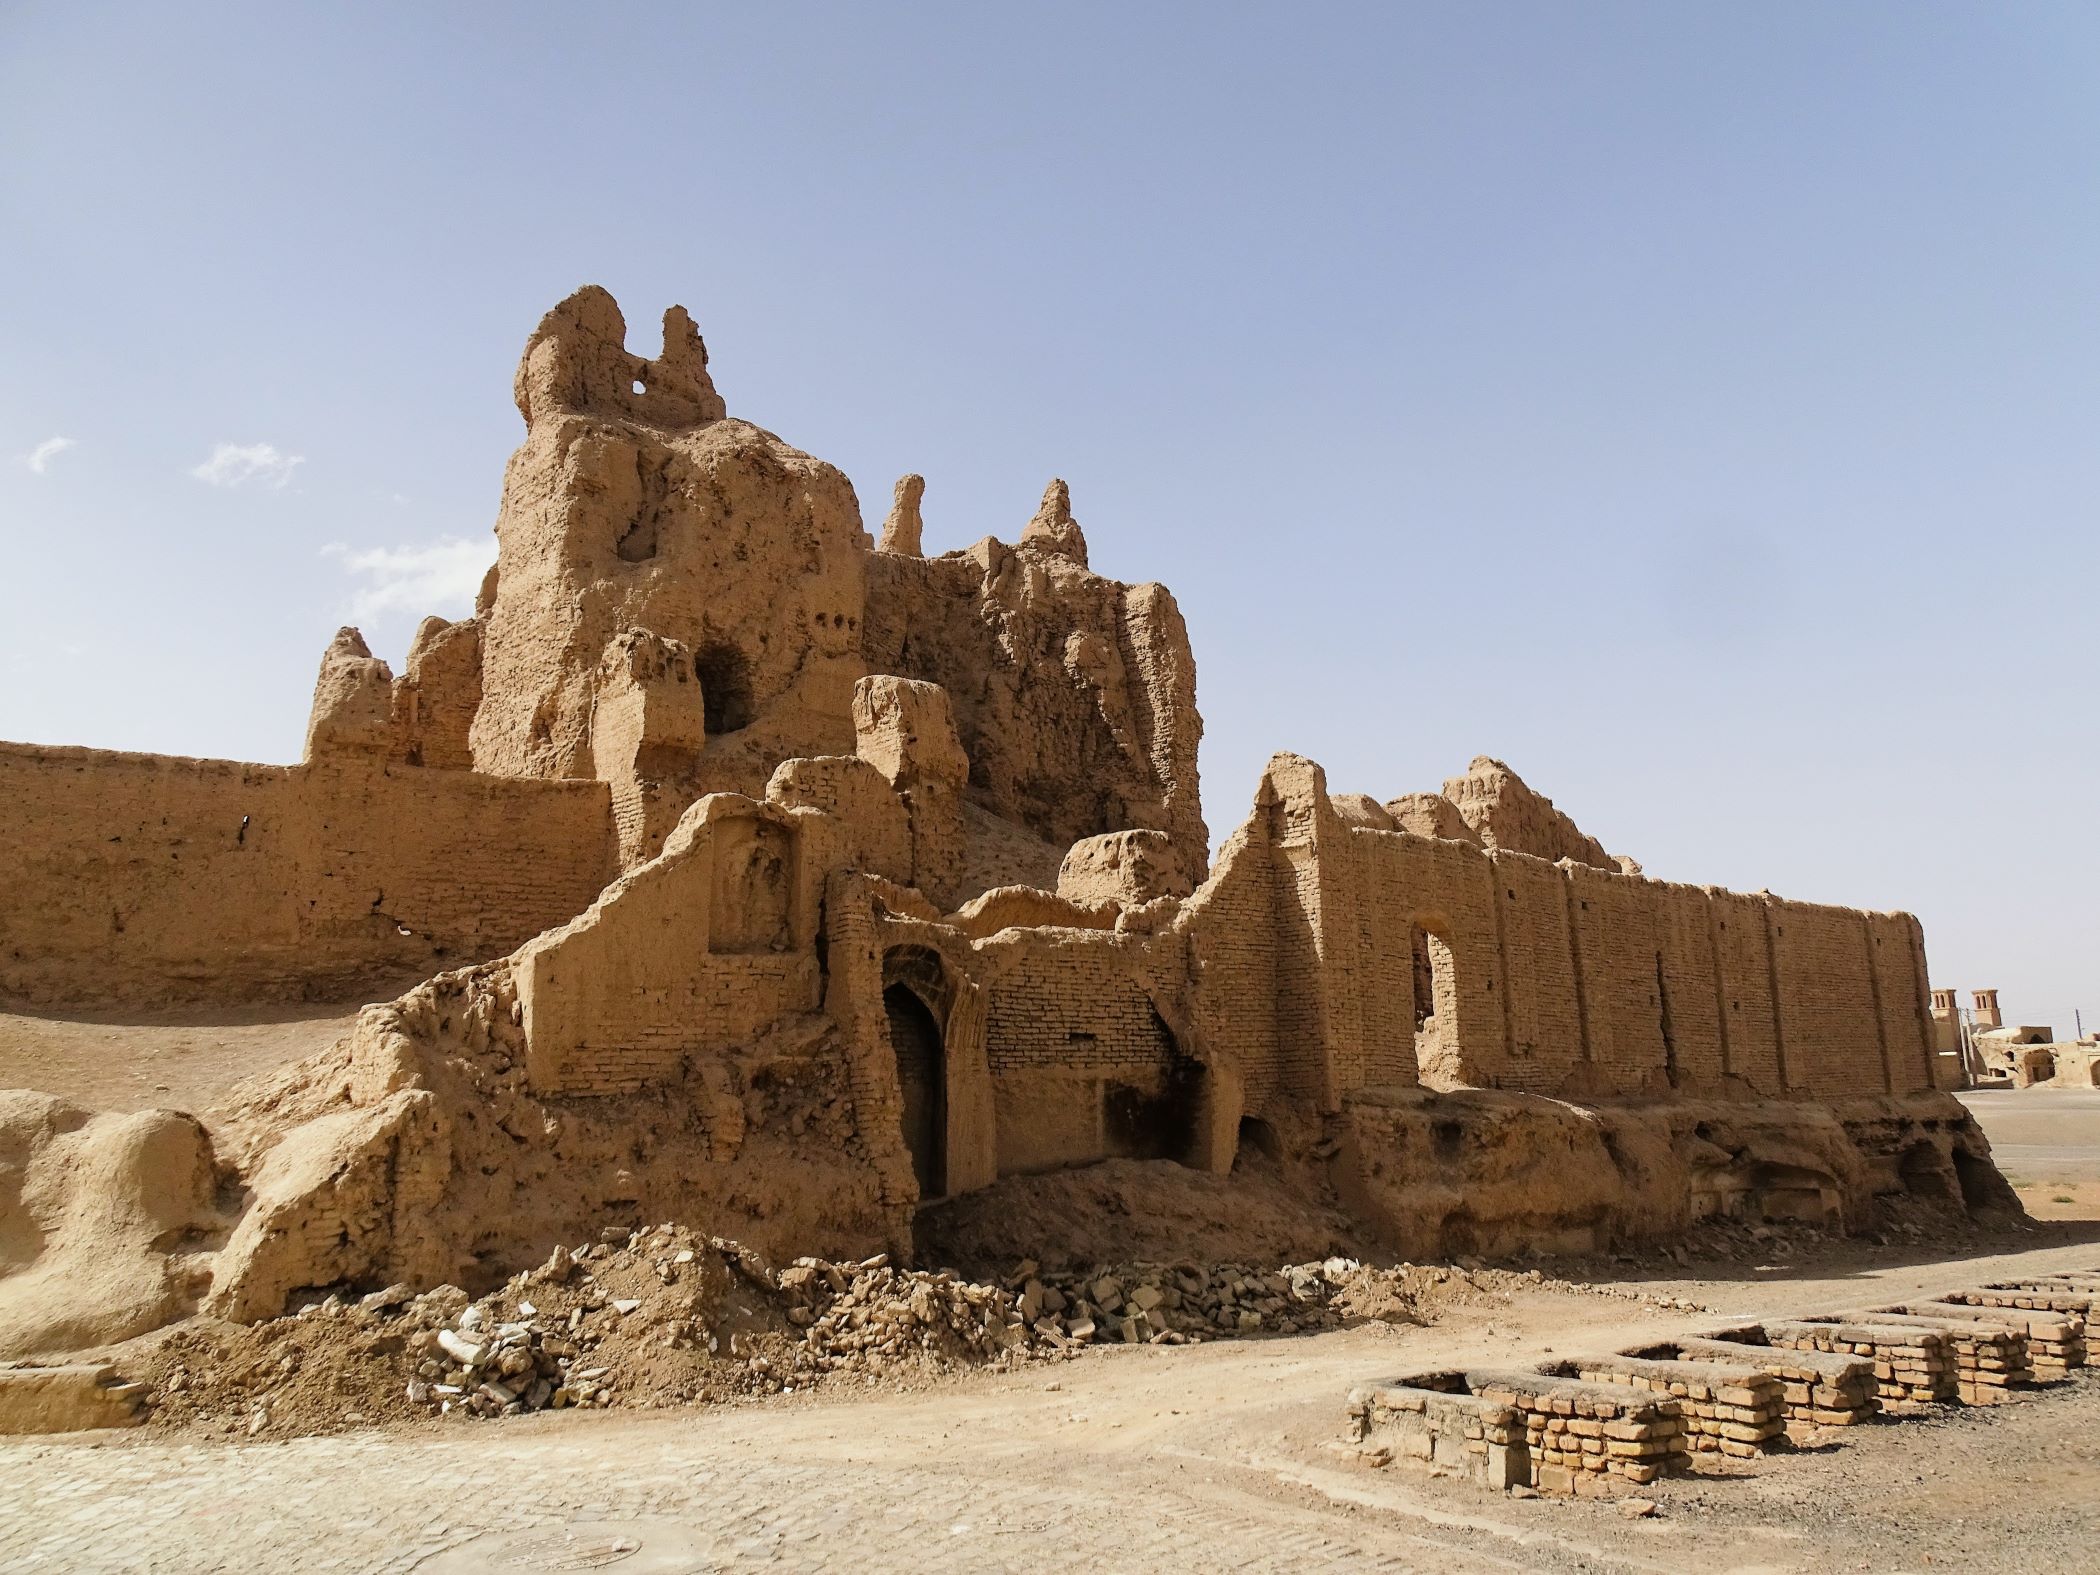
[692,643,756,733]
[1233,1115,1282,1175]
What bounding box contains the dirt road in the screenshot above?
[6,1232,2100,1574]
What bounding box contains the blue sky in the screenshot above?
[2,2,2093,1036]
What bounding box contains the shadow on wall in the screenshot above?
[884,982,946,1199]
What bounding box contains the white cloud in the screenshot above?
[191,441,305,489]
[22,436,76,474]
[322,536,495,620]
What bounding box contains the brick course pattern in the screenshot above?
[0,744,614,1008]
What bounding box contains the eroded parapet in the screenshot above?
[1623,1335,1879,1431]
[513,284,726,428]
[853,675,968,908]
[304,628,397,760]
[1019,478,1088,566]
[306,621,485,771]
[591,629,710,866]
[1545,1355,1784,1458]
[1733,1318,1957,1404]
[1057,828,1189,908]
[1441,756,1620,870]
[1350,1369,1688,1495]
[1382,790,1477,843]
[879,474,925,557]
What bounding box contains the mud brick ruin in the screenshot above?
[1348,1369,1689,1495]
[0,287,2021,1354]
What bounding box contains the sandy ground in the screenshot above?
[6,1235,2100,1573]
[0,1000,363,1115]
[1959,1087,2100,1220]
[5,1045,2098,1571]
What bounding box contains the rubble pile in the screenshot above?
[993,1256,1533,1346]
[138,1224,1543,1436]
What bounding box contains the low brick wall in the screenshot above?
[1890,1300,2084,1380]
[1955,1284,2097,1315]
[1752,1318,1956,1404]
[1623,1336,1878,1431]
[1346,1381,1525,1491]
[1844,1311,2033,1403]
[1547,1355,1784,1458]
[1351,1369,1688,1495]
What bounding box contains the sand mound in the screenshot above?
[914,1156,1367,1279]
[0,1091,227,1357]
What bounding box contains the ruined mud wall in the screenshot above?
[514,796,828,1097]
[968,925,1225,1177]
[0,744,615,1008]
[1181,756,1937,1112]
[862,521,1207,892]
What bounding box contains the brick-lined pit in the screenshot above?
[1351,1369,1687,1495]
[1883,1301,2084,1380]
[1837,1311,2033,1403]
[1623,1335,1879,1432]
[1546,1355,1784,1458]
[1741,1319,1957,1405]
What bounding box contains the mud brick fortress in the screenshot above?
[0,289,2012,1349]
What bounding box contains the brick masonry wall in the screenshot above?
[0,743,615,1007]
[1180,755,1932,1107]
[517,797,825,1096]
[1484,849,1584,1093]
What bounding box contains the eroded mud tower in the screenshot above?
[0,287,2015,1353]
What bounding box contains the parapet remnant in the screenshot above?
[0,285,2020,1360]
[879,474,925,557]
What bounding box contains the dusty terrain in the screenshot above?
[0,1000,364,1116]
[5,1238,2099,1573]
[2,1088,2097,1573]
[1960,1087,2100,1220]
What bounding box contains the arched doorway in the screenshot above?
[885,981,946,1198]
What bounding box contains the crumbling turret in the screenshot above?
[1019,479,1088,566]
[879,474,925,557]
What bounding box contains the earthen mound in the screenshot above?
[913,1157,1366,1279]
[0,1091,227,1355]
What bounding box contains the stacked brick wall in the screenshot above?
[1350,829,1502,1085]
[1867,912,1938,1097]
[1708,889,1785,1094]
[1564,863,1671,1091]
[1180,754,1935,1109]
[0,743,614,1007]
[1483,850,1584,1093]
[1179,827,1284,1107]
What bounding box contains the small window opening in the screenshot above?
[693,643,756,734]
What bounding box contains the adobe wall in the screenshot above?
[1180,755,1938,1110]
[514,795,835,1097]
[0,743,615,1008]
[969,924,1228,1177]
